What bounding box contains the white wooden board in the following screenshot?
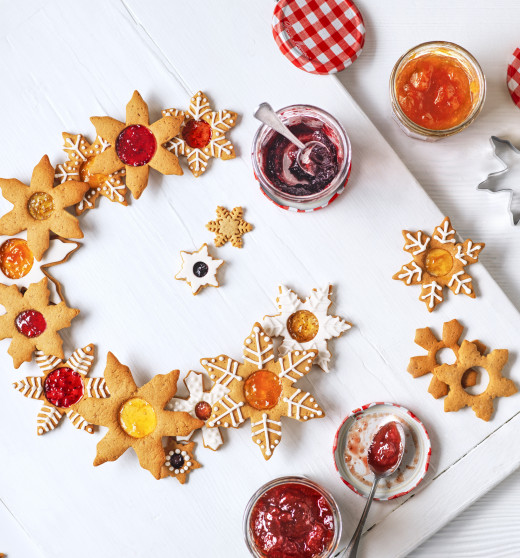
[0,1,519,557]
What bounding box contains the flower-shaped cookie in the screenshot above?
[0,278,79,368]
[74,353,203,479]
[206,206,252,248]
[201,323,324,460]
[169,371,228,450]
[393,217,485,311]
[13,344,109,435]
[55,133,127,215]
[0,156,88,260]
[175,244,224,295]
[89,91,183,200]
[0,232,79,303]
[161,439,201,484]
[433,340,517,421]
[262,285,351,373]
[163,91,237,177]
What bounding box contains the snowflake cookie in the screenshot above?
[0,278,79,368]
[55,133,127,215]
[206,206,253,248]
[13,344,109,435]
[169,371,228,450]
[175,244,224,295]
[162,91,237,177]
[74,352,203,479]
[262,285,351,373]
[161,439,201,484]
[0,155,89,261]
[393,217,485,312]
[433,340,517,421]
[89,91,183,200]
[201,323,324,460]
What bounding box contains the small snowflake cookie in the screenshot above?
[161,439,201,484]
[169,371,228,450]
[262,285,352,373]
[201,323,324,461]
[206,206,253,248]
[55,133,127,215]
[13,344,109,435]
[393,217,485,312]
[162,91,237,177]
[175,244,224,295]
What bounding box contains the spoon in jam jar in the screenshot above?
[336,420,405,558]
[254,102,329,176]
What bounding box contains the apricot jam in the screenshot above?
[80,157,110,188]
[425,248,453,277]
[287,310,319,343]
[119,397,157,438]
[244,370,282,410]
[27,192,54,220]
[0,239,34,279]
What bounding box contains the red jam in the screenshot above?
[182,119,212,149]
[396,53,473,130]
[15,310,46,338]
[116,125,157,166]
[250,482,335,558]
[44,367,84,408]
[264,122,339,196]
[195,401,212,421]
[367,422,402,476]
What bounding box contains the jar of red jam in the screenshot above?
[251,105,352,211]
[243,476,341,558]
[390,41,485,140]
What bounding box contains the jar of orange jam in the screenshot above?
[390,42,485,140]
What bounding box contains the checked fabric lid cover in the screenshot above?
[272,0,365,75]
[507,47,520,109]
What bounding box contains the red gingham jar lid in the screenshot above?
[272,0,365,75]
[507,47,520,109]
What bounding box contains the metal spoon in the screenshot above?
[253,102,327,175]
[335,420,406,558]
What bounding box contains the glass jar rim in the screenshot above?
[389,41,486,137]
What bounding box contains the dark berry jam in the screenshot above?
[170,453,185,468]
[367,422,403,476]
[44,367,84,408]
[15,310,46,338]
[182,119,212,149]
[195,401,212,421]
[116,125,157,166]
[193,261,209,278]
[264,122,339,197]
[250,482,335,558]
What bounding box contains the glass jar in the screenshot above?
[243,475,342,558]
[251,105,352,211]
[389,41,486,141]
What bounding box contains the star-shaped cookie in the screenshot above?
[206,206,252,248]
[175,244,224,295]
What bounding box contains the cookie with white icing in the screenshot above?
[175,243,224,295]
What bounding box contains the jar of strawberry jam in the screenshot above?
[244,476,341,558]
[390,41,485,140]
[252,105,352,211]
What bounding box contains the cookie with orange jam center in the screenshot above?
[425,248,453,277]
[244,369,283,410]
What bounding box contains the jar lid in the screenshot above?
[507,47,520,109]
[272,0,365,75]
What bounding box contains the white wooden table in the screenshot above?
[0,1,519,556]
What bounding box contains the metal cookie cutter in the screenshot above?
[478,136,520,225]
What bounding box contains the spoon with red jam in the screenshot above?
[336,420,405,558]
[254,102,329,176]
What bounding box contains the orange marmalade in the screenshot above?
[396,52,473,131]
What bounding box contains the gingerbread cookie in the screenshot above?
[262,285,351,373]
[55,133,127,215]
[13,344,109,435]
[433,340,517,421]
[201,323,324,460]
[163,91,237,177]
[161,439,201,483]
[393,217,484,311]
[0,278,79,368]
[169,371,228,450]
[0,232,79,303]
[175,244,224,295]
[0,155,89,260]
[89,91,183,200]
[407,319,483,399]
[74,352,203,478]
[206,206,252,248]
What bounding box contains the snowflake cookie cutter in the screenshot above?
[477,136,520,225]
